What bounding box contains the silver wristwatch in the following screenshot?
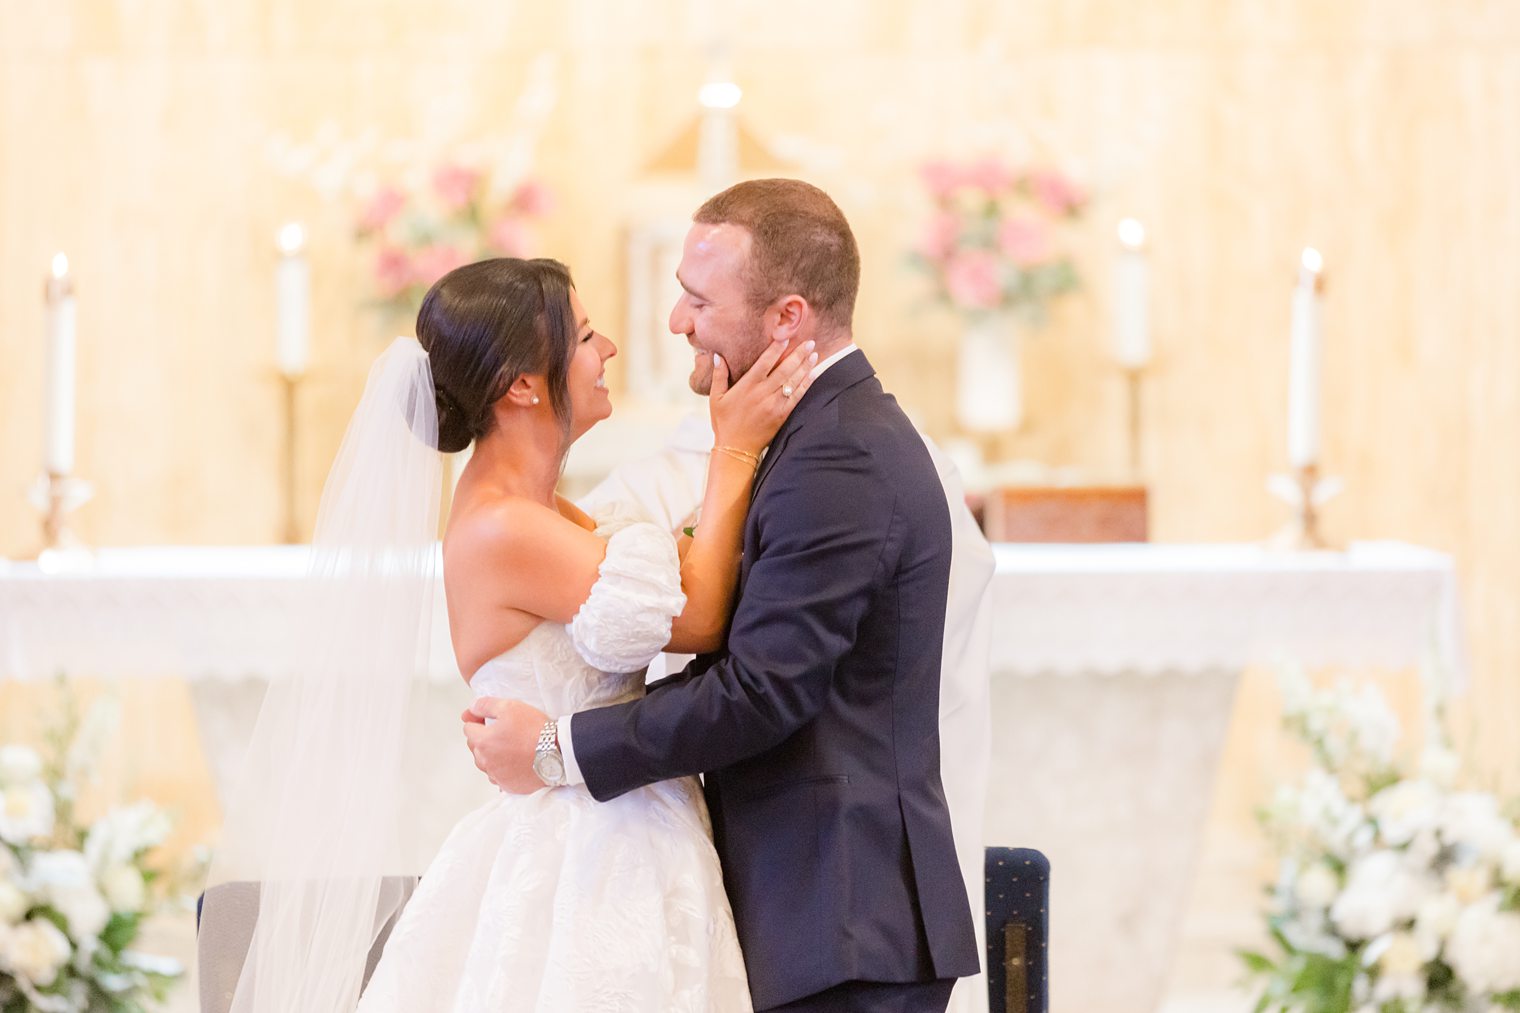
[532,719,567,787]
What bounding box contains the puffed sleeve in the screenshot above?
[566,518,687,673]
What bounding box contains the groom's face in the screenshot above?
[670,223,770,396]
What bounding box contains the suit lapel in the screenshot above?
[749,350,876,504]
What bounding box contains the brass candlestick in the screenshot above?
[26,471,93,563]
[280,372,302,543]
[1268,462,1343,550]
[1123,367,1144,480]
[1292,463,1326,549]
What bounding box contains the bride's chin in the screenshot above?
[569,407,612,441]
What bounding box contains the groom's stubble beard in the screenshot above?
[688,314,771,397]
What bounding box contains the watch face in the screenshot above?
[534,753,565,785]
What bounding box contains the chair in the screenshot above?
[195,878,419,1013]
[985,847,1050,1013]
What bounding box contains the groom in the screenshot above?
[465,179,979,1011]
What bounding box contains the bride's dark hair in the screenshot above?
[416,257,577,454]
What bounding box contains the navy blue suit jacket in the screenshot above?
[572,351,978,1008]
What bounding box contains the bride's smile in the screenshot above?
[566,287,617,434]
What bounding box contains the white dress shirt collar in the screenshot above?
[809,342,860,381]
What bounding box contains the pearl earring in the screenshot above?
[530,395,540,406]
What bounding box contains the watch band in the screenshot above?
[533,719,566,787]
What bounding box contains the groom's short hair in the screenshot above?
[694,179,860,334]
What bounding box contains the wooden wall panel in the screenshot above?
[2,0,1515,785]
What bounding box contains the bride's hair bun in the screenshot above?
[431,384,471,450]
[416,257,577,455]
[433,385,474,454]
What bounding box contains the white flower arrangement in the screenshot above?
[1244,667,1520,1012]
[0,684,190,1012]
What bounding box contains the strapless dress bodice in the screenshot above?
[469,621,647,716]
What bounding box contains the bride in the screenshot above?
[209,257,817,1012]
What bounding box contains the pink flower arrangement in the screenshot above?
[373,246,413,299]
[354,162,552,316]
[916,211,961,261]
[913,155,1087,321]
[508,181,553,217]
[943,250,1003,310]
[356,185,406,233]
[486,217,530,257]
[411,243,470,286]
[997,217,1052,268]
[431,164,482,211]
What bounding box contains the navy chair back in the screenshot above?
[985,847,1049,1013]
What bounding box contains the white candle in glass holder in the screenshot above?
[1112,218,1151,369]
[276,222,310,378]
[1287,246,1324,469]
[44,252,77,476]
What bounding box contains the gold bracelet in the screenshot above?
[715,445,761,466]
[713,446,761,469]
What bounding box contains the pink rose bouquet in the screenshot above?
[911,156,1086,322]
[355,165,552,317]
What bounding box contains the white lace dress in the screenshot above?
[356,516,752,1013]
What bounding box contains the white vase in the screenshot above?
[955,313,1023,433]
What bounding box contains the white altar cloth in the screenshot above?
[989,540,1463,680]
[0,546,455,683]
[0,540,1461,684]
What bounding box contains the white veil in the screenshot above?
[203,337,443,1011]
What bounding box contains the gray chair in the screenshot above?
[195,878,418,1012]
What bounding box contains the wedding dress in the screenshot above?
[355,510,752,1013]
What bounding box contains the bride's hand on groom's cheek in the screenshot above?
[462,697,548,794]
[709,337,818,454]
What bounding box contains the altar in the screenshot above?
[0,540,1463,1013]
[978,540,1461,1012]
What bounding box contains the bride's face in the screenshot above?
[566,289,616,439]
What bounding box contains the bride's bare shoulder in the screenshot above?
[445,489,606,623]
[446,492,581,562]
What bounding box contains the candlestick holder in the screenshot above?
[26,471,93,562]
[280,371,303,543]
[1122,366,1145,479]
[1267,463,1343,550]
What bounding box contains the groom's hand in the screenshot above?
[462,697,548,794]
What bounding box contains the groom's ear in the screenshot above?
[767,294,808,345]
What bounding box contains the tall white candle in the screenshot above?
[44,253,77,476]
[276,222,310,378]
[1287,247,1324,468]
[1112,218,1151,369]
[696,78,742,190]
